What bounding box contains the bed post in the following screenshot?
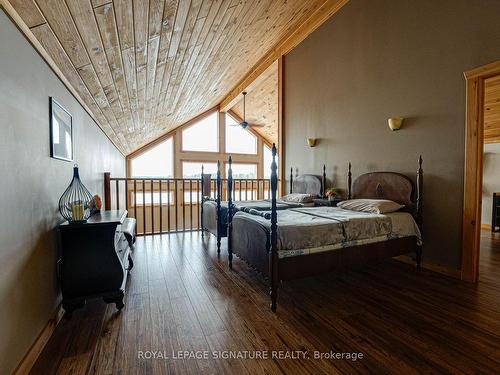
[201,165,205,238]
[216,160,222,254]
[227,156,234,268]
[322,164,327,197]
[270,143,279,312]
[347,162,352,200]
[416,155,423,268]
[289,167,293,194]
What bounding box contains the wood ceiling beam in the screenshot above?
[219,0,349,112]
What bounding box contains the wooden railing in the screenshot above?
[104,173,276,236]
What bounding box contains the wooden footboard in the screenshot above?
[278,237,418,281]
[201,201,227,238]
[231,215,270,275]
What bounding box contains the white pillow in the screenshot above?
[280,193,317,204]
[337,199,404,214]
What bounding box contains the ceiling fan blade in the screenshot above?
[249,123,266,127]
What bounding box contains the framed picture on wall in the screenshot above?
[49,97,73,162]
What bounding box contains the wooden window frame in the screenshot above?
[462,60,500,283]
[127,106,267,179]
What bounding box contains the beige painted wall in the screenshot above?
[284,0,500,268]
[482,143,500,227]
[0,11,125,375]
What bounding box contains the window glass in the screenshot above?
[182,162,218,178]
[226,163,257,179]
[225,113,257,154]
[132,192,174,205]
[131,138,173,177]
[182,112,218,152]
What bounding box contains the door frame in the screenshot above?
[462,60,500,282]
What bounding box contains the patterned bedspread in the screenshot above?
[233,206,422,257]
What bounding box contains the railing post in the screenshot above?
[104,172,111,211]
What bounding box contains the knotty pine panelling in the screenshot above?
[484,74,500,144]
[231,60,278,144]
[8,0,333,154]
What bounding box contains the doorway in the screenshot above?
[462,60,500,282]
[481,75,500,280]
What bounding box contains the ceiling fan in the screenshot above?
[230,91,265,129]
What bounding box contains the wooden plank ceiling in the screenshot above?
[230,60,278,144]
[7,0,339,154]
[484,74,500,144]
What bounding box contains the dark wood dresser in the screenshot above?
[58,210,133,317]
[492,193,500,232]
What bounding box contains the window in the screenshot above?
[182,162,218,178]
[226,163,257,179]
[132,192,174,206]
[226,163,258,201]
[225,113,257,154]
[131,138,173,177]
[182,112,218,152]
[263,144,278,178]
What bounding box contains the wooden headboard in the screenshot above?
[290,165,326,196]
[292,175,323,196]
[347,157,423,226]
[352,172,414,207]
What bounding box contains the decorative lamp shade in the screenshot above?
[58,165,95,223]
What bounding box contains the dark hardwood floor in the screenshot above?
[30,230,500,374]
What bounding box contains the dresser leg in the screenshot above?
[63,300,85,319]
[115,298,125,310]
[104,291,125,311]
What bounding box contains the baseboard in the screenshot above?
[481,223,491,230]
[12,304,64,375]
[394,255,462,279]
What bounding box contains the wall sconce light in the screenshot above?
[388,117,404,131]
[307,138,317,147]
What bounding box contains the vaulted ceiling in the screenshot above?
[484,74,500,144]
[7,0,346,154]
[231,60,278,144]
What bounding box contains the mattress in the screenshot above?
[232,207,422,259]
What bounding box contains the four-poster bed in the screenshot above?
[226,144,423,311]
[200,160,327,253]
